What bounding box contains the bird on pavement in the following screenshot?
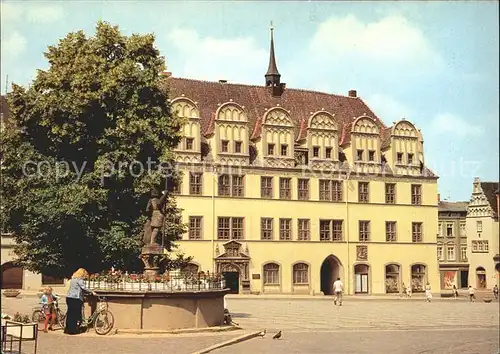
[273,330,282,339]
[258,329,266,338]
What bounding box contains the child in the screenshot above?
[468,286,476,302]
[425,283,432,302]
[452,285,458,299]
[40,287,58,332]
[406,284,412,298]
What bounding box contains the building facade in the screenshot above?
[170,28,439,295]
[437,200,469,289]
[466,178,499,290]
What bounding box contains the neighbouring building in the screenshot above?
[169,26,439,295]
[466,177,499,290]
[437,199,469,290]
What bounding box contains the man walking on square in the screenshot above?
[333,277,344,306]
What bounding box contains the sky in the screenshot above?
[1,1,498,201]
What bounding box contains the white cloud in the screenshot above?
[309,14,442,73]
[431,113,484,138]
[1,31,28,60]
[0,3,63,24]
[167,28,267,84]
[364,93,414,123]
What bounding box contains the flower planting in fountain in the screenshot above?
[86,268,225,292]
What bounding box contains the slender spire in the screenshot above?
[265,21,281,86]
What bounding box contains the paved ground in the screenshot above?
[2,295,499,354]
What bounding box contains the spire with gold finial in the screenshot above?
[265,21,281,87]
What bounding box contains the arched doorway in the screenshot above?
[320,255,342,295]
[354,264,370,294]
[476,267,487,289]
[385,264,401,293]
[1,262,23,289]
[411,264,427,292]
[221,263,240,294]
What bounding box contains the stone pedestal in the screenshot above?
[140,244,165,282]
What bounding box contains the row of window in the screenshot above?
[437,245,467,261]
[471,240,489,253]
[437,220,484,238]
[188,216,425,243]
[183,173,423,205]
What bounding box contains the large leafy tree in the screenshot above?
[0,21,188,277]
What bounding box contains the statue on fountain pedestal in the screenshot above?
[143,187,168,246]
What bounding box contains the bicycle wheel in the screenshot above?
[32,310,44,323]
[56,309,67,328]
[94,310,114,335]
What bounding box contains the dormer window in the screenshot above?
[267,143,275,155]
[356,149,363,161]
[185,138,194,150]
[221,140,229,153]
[397,152,403,164]
[312,146,320,158]
[234,141,242,153]
[407,153,414,165]
[325,147,332,159]
[281,144,288,156]
[368,150,375,162]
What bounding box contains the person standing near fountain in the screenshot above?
[65,268,97,335]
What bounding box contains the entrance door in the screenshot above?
[355,274,368,293]
[1,262,23,289]
[223,272,239,294]
[460,270,468,288]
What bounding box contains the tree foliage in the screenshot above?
[1,21,189,277]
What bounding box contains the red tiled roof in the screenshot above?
[163,77,387,141]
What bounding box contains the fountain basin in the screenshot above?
[87,289,229,330]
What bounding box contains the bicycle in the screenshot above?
[32,298,66,329]
[80,295,115,335]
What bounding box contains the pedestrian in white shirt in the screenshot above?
[425,283,432,302]
[468,286,476,302]
[333,277,344,306]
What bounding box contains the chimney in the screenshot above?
[437,193,440,202]
[219,80,227,84]
[348,90,357,98]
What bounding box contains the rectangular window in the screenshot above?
[279,178,291,200]
[437,246,444,261]
[188,216,203,240]
[319,180,331,201]
[217,217,230,240]
[447,246,455,261]
[412,222,423,242]
[356,149,363,161]
[297,219,310,241]
[472,241,478,252]
[221,140,229,153]
[459,221,466,234]
[386,221,397,242]
[359,221,370,242]
[411,184,422,205]
[358,182,369,203]
[319,220,331,241]
[261,177,273,198]
[484,240,489,251]
[385,183,396,204]
[460,245,467,260]
[185,138,194,150]
[281,144,288,156]
[218,175,231,196]
[189,173,203,195]
[234,141,242,153]
[261,218,273,240]
[397,152,403,164]
[267,143,275,155]
[263,264,279,285]
[438,222,443,237]
[293,264,309,284]
[446,223,453,237]
[325,147,332,159]
[332,220,343,241]
[476,221,482,232]
[312,146,320,158]
[298,179,309,200]
[279,219,292,240]
[172,180,182,195]
[407,153,414,165]
[368,150,375,161]
[332,181,343,202]
[232,217,244,240]
[232,175,244,197]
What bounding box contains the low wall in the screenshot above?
[87,289,229,330]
